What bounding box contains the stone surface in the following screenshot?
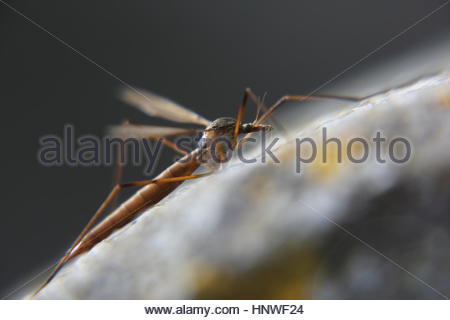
[32,72,450,299]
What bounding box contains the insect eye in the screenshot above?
[241,124,252,133]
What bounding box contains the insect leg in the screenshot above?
[240,92,363,145]
[158,137,189,156]
[233,88,250,147]
[34,170,213,296]
[110,123,189,210]
[256,94,361,125]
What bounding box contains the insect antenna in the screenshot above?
[254,92,268,123]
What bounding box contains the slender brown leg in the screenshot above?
[245,89,269,122]
[158,137,189,156]
[256,94,361,125]
[110,124,189,210]
[33,170,213,296]
[111,120,135,210]
[232,87,275,148]
[247,89,288,136]
[233,88,250,147]
[111,120,131,192]
[111,137,188,209]
[240,92,363,145]
[112,122,189,187]
[246,90,362,125]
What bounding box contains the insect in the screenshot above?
[33,87,359,295]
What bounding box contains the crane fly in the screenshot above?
[33,87,359,295]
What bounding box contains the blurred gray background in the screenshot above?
[0,0,449,297]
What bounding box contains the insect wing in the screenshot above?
[109,123,201,139]
[120,87,211,126]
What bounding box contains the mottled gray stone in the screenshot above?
[32,72,450,299]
